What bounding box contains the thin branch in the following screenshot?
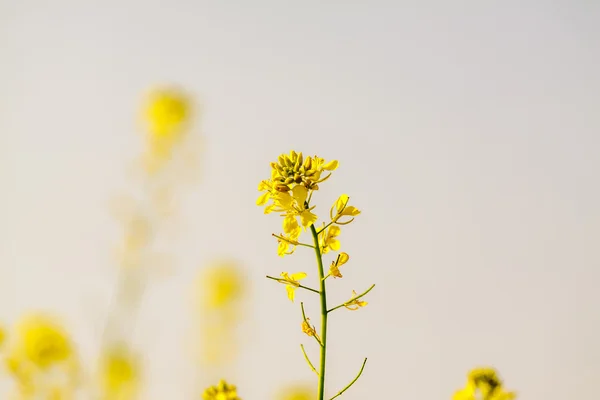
[265,276,320,294]
[329,358,368,400]
[300,344,319,376]
[327,284,375,313]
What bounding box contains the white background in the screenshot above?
[1,1,599,399]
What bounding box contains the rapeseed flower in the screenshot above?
[99,344,139,400]
[278,272,308,302]
[344,290,368,310]
[319,225,341,254]
[198,262,245,309]
[328,252,349,279]
[453,367,516,400]
[276,384,316,400]
[202,380,241,400]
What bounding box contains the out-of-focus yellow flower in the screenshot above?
[344,290,368,311]
[10,314,73,369]
[142,87,193,173]
[301,318,319,340]
[277,272,307,302]
[0,323,6,348]
[319,225,341,254]
[198,262,245,309]
[330,194,361,225]
[202,380,241,400]
[276,384,316,400]
[329,252,349,279]
[453,367,516,400]
[99,345,139,400]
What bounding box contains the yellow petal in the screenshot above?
[342,205,361,216]
[282,215,299,234]
[335,194,349,212]
[292,185,308,205]
[290,272,307,281]
[338,252,350,266]
[286,285,296,302]
[300,210,317,228]
[329,239,341,251]
[329,225,341,237]
[322,160,339,170]
[256,192,270,206]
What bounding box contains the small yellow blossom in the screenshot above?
[202,380,241,400]
[0,324,6,348]
[454,367,516,400]
[11,314,73,369]
[329,252,349,278]
[198,262,245,309]
[301,318,319,340]
[142,87,193,173]
[344,290,368,310]
[330,194,361,225]
[319,225,341,254]
[276,384,316,400]
[275,233,300,257]
[99,344,139,400]
[278,272,308,302]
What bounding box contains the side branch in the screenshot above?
[329,358,368,400]
[300,344,319,376]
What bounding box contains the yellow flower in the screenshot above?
[145,87,190,138]
[268,151,338,192]
[277,272,308,302]
[99,344,139,400]
[198,262,245,309]
[344,290,368,310]
[11,314,73,369]
[330,194,361,225]
[275,233,300,257]
[319,225,341,254]
[0,323,6,348]
[142,87,193,173]
[454,367,516,400]
[202,380,241,400]
[329,252,349,278]
[276,384,316,400]
[301,318,319,340]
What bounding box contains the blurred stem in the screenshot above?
[310,224,328,400]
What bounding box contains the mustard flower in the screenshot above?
[276,384,316,400]
[301,318,319,339]
[330,194,361,225]
[99,344,139,400]
[277,272,308,302]
[10,314,73,369]
[344,290,368,310]
[319,224,341,254]
[198,262,245,309]
[328,252,349,279]
[454,367,516,400]
[202,380,241,400]
[142,87,193,173]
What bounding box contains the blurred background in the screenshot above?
[1,1,599,399]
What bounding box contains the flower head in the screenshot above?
[344,290,368,311]
[454,367,516,400]
[278,272,308,302]
[202,380,241,400]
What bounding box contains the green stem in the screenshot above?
[310,224,328,400]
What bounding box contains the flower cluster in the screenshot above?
[453,367,516,400]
